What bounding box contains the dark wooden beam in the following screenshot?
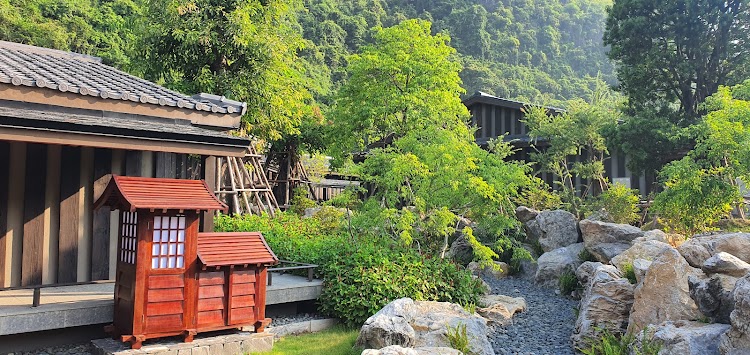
[0,141,9,286]
[91,148,112,280]
[154,152,177,178]
[58,146,80,283]
[22,143,47,286]
[200,156,216,233]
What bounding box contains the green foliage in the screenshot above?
[578,248,597,263]
[604,0,750,119]
[652,157,737,235]
[216,213,483,327]
[290,186,318,215]
[0,0,140,67]
[621,263,637,285]
[446,323,471,354]
[329,19,535,267]
[259,325,361,355]
[138,0,317,141]
[523,89,621,215]
[592,183,640,224]
[559,270,581,296]
[579,329,661,355]
[310,205,346,233]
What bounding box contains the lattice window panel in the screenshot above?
[120,211,138,264]
[151,215,186,269]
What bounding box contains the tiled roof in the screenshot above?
[0,41,246,115]
[95,175,229,212]
[197,232,279,267]
[463,91,564,113]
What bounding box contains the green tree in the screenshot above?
[523,89,622,214]
[138,0,315,141]
[330,19,534,267]
[652,81,750,234]
[604,0,749,119]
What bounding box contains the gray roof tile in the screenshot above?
[0,41,247,115]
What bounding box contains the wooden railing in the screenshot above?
[267,260,318,286]
[0,280,116,307]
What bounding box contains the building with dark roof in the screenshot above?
[463,91,654,197]
[0,41,249,290]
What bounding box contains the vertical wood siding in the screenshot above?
[58,146,80,283]
[0,142,8,286]
[43,145,61,284]
[92,148,112,280]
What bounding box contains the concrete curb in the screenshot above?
[265,318,340,339]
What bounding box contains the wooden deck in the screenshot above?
[0,274,322,336]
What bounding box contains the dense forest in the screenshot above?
[0,0,615,107]
[300,0,615,105]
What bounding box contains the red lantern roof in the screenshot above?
[197,232,279,267]
[94,175,228,212]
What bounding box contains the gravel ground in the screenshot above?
[484,276,578,355]
[268,312,327,328]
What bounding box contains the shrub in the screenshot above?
[446,323,471,354]
[594,183,641,224]
[621,263,637,284]
[559,270,581,296]
[289,186,317,215]
[215,212,483,327]
[578,248,597,262]
[579,329,661,355]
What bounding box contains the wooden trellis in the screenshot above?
[264,149,315,209]
[215,145,279,216]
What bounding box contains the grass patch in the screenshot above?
[621,263,637,284]
[559,269,581,296]
[255,326,362,355]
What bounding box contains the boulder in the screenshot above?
[580,219,644,263]
[446,235,474,266]
[688,274,737,324]
[585,209,614,223]
[702,252,750,277]
[535,243,585,288]
[361,345,462,355]
[632,259,652,285]
[476,295,527,325]
[468,261,510,279]
[515,206,539,223]
[719,274,750,354]
[576,261,606,285]
[523,218,544,245]
[641,320,731,355]
[356,298,493,355]
[678,233,750,268]
[535,210,580,252]
[467,262,481,276]
[610,239,674,273]
[572,264,635,348]
[628,248,705,333]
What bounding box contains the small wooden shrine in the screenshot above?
[94,175,279,349]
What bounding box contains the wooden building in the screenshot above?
[0,41,250,289]
[463,91,655,196]
[95,176,277,349]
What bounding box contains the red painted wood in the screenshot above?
[148,275,185,289]
[197,232,279,267]
[94,175,228,213]
[146,301,184,316]
[147,288,184,303]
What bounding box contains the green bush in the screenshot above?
[215,212,483,327]
[579,329,661,355]
[446,323,471,354]
[593,183,641,224]
[621,263,637,284]
[578,248,597,262]
[559,270,581,296]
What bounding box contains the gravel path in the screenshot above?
[484,276,578,355]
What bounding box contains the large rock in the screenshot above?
[515,206,539,223]
[632,259,652,285]
[534,210,580,252]
[535,243,585,288]
[610,239,674,273]
[356,298,493,355]
[572,263,635,348]
[720,274,750,354]
[628,248,705,333]
[361,345,462,355]
[688,274,738,324]
[446,235,474,266]
[641,320,731,355]
[678,233,750,268]
[476,295,527,325]
[580,219,644,263]
[702,252,750,277]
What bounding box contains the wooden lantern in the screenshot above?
[95,175,279,349]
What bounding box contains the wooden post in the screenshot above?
[22,143,47,286]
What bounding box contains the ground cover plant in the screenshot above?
[256,325,361,355]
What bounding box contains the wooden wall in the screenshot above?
[0,143,193,287]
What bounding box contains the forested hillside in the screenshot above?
[299,0,615,105]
